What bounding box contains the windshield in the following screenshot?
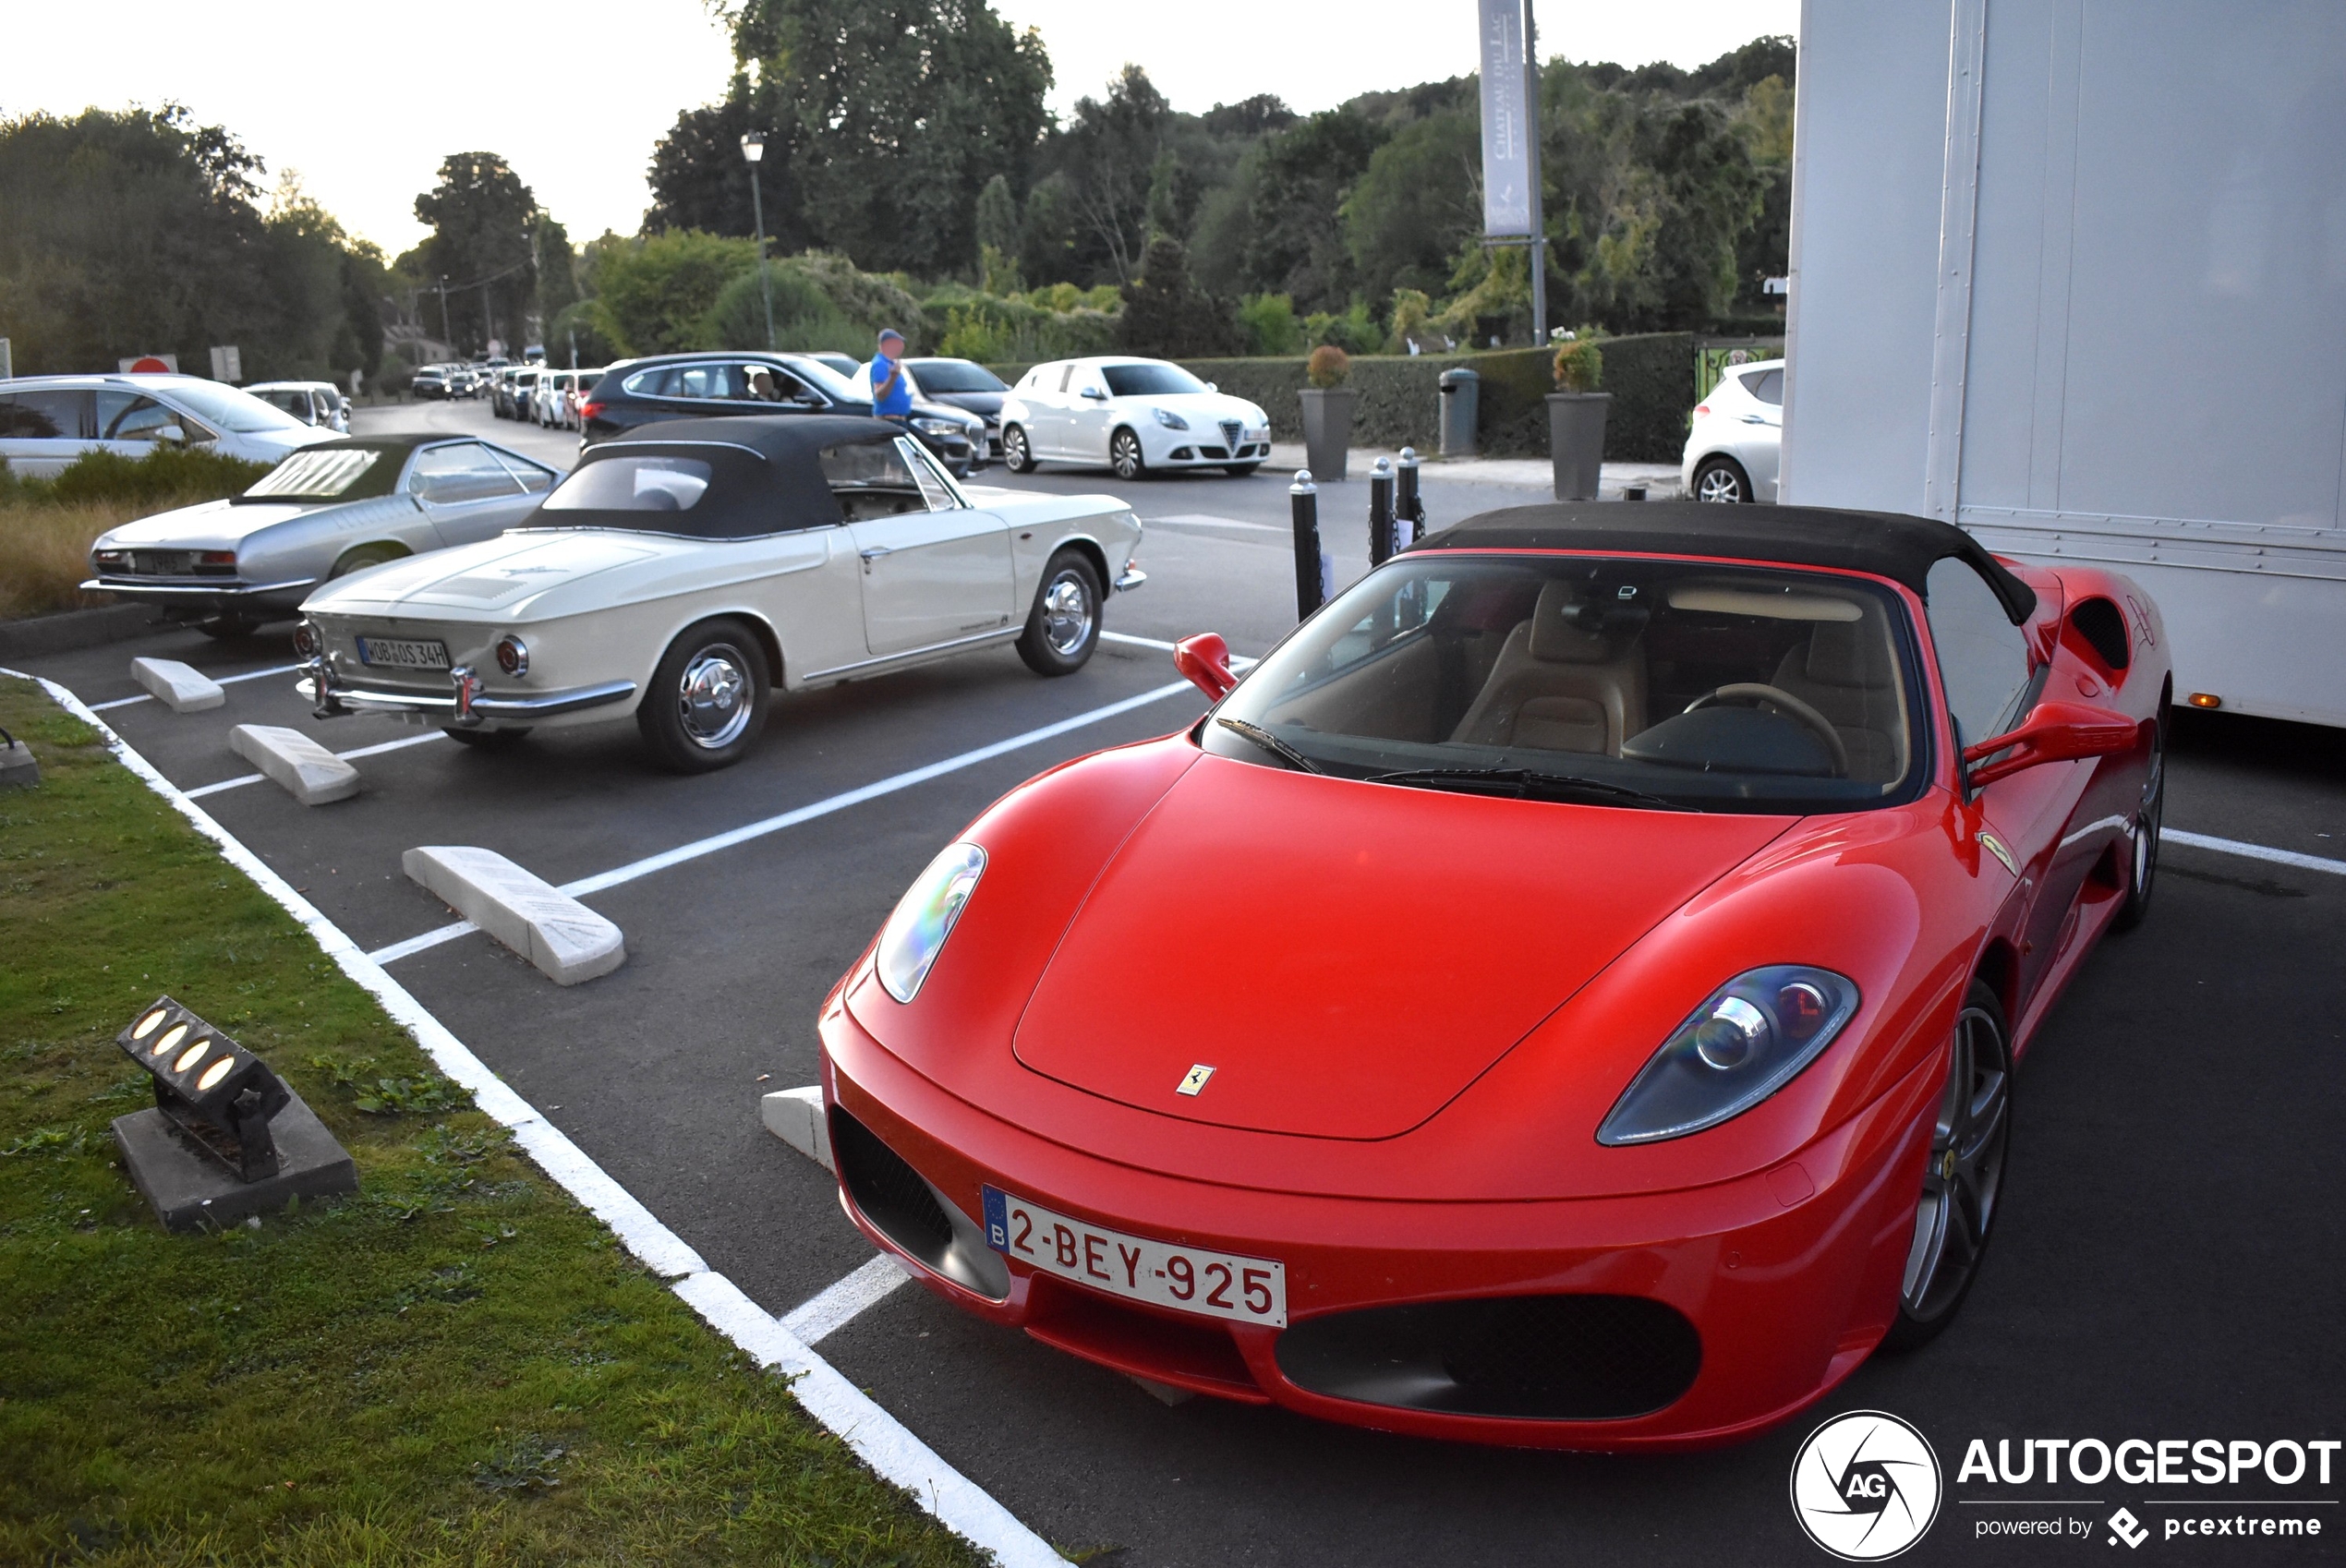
[163,381,305,434]
[236,445,393,502]
[541,455,712,513]
[909,360,1007,393]
[780,356,861,402]
[1102,363,1207,397]
[1202,555,1924,814]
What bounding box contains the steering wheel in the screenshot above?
[1684,682,1850,777]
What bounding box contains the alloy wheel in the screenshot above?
[1696,464,1746,503]
[676,644,754,749]
[1039,570,1094,657]
[1900,1004,2011,1322]
[1110,430,1143,480]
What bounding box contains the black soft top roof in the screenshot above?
[524,414,901,538]
[1408,501,2038,623]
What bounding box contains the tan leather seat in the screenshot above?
[1449,582,1646,754]
[1771,620,1907,782]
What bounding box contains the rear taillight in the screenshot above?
[290,620,320,657]
[578,400,605,422]
[1694,404,1711,418]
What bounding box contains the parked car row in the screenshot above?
[0,373,341,478]
[487,365,604,430]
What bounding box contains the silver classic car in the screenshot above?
[84,434,558,637]
[294,416,1145,770]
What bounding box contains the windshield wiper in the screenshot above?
[1215,717,1324,775]
[1366,766,1688,811]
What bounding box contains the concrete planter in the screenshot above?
[1299,387,1358,480]
[1548,392,1612,501]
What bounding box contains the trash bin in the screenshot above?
[1437,368,1480,457]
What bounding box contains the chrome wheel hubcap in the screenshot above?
[1040,571,1094,656]
[677,644,752,748]
[1112,435,1140,477]
[1901,1005,2010,1319]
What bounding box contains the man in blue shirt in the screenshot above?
[867,329,913,420]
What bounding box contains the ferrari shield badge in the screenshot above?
[1977,829,2019,877]
[1177,1064,1215,1097]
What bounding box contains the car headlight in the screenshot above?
[875,843,987,1003]
[1595,966,1861,1145]
[1152,407,1189,430]
[911,416,963,437]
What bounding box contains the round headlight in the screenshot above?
[1693,995,1769,1070]
[495,633,528,677]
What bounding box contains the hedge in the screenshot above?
[989,332,1698,463]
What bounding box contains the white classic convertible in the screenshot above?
[294,416,1146,770]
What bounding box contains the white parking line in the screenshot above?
[1145,513,1290,534]
[88,661,303,711]
[2165,828,2346,877]
[15,665,1068,1568]
[782,1254,913,1346]
[183,730,447,799]
[368,677,1208,965]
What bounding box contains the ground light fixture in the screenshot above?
[118,996,292,1181]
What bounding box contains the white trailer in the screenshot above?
[1781,0,2346,727]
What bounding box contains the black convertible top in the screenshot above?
[530,415,901,538]
[1409,501,2038,623]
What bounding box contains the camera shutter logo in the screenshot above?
[1789,1410,1942,1560]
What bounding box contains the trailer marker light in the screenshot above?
[2187,692,2222,709]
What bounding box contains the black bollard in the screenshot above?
[1290,469,1325,620]
[1397,445,1426,542]
[1367,457,1395,566]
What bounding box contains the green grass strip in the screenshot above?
[0,678,986,1567]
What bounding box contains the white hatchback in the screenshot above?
[999,357,1271,479]
[1681,358,1784,503]
[0,374,338,477]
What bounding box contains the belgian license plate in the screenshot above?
[356,635,449,669]
[982,1186,1286,1328]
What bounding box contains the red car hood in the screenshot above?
[1010,755,1791,1140]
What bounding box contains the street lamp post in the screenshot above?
[740,133,776,351]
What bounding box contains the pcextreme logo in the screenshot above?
[1791,1410,1944,1561]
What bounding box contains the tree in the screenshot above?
[1342,111,1482,308]
[643,90,813,255]
[1239,109,1388,314]
[410,153,540,354]
[720,0,1051,276]
[587,230,757,356]
[1118,234,1240,357]
[0,105,371,380]
[1056,66,1175,284]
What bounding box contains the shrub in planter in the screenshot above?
[1300,346,1357,479]
[1547,334,1611,502]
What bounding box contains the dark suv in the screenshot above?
[579,352,986,474]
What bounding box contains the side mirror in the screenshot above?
[1963,699,2138,790]
[1174,633,1239,701]
[1081,386,1107,401]
[1205,381,1218,392]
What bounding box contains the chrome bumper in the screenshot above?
[298,657,635,726]
[1114,566,1148,592]
[82,575,318,601]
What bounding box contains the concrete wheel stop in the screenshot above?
[403,845,626,984]
[130,657,225,712]
[231,724,361,805]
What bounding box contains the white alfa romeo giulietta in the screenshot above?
[293,416,1146,770]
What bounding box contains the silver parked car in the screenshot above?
[248,380,352,433]
[0,374,339,477]
[84,433,558,637]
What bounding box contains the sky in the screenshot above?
[0,1,1797,256]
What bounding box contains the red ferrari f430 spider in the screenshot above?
[816,501,2169,1450]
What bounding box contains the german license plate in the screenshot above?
[356,635,449,669]
[982,1186,1286,1328]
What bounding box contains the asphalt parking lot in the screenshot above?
[17,399,2341,1564]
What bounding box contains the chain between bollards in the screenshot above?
[1367,457,1395,567]
[1289,469,1326,621]
[1397,446,1425,543]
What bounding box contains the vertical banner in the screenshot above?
[209,344,242,384]
[1478,0,1534,237]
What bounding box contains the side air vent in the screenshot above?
[2070,597,2131,671]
